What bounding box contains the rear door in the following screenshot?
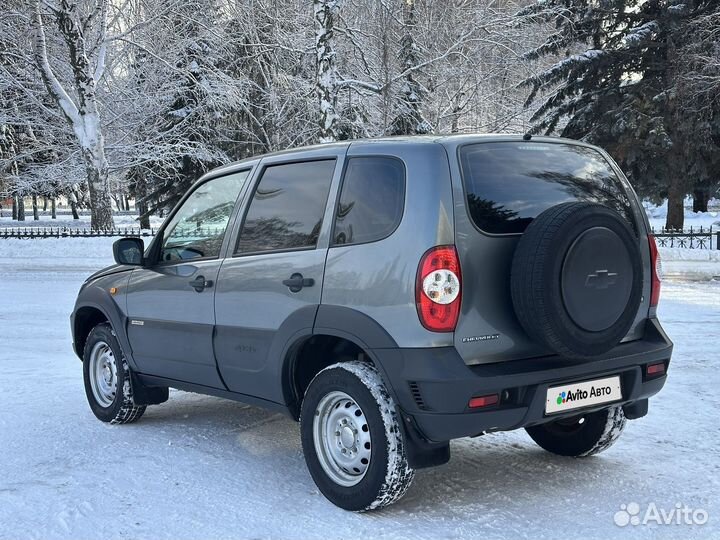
[214,151,344,401]
[125,169,252,387]
[446,138,650,365]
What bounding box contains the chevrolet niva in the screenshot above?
[71,135,672,511]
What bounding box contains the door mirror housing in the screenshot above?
[113,237,145,266]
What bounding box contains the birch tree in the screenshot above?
[314,0,342,142]
[33,0,114,229]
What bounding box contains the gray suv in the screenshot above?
[71,135,672,511]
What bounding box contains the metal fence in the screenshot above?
[651,226,718,250]
[0,227,156,239]
[2,224,718,250]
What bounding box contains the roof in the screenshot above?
[200,133,598,181]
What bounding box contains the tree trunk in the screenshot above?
[17,196,25,221]
[33,0,115,230]
[135,174,151,229]
[387,0,431,136]
[12,196,18,220]
[314,0,340,143]
[43,197,48,211]
[32,195,39,220]
[70,199,79,220]
[692,188,709,213]
[85,163,114,230]
[666,181,685,230]
[51,197,56,219]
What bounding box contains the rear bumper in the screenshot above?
[374,318,672,443]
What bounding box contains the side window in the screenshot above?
[160,170,249,262]
[237,160,336,254]
[332,157,405,246]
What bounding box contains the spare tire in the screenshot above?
[510,202,643,358]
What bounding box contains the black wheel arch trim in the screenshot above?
[71,287,137,371]
[280,305,401,415]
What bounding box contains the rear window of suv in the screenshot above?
[459,142,632,234]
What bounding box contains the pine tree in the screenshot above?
[521,0,720,229]
[139,0,227,214]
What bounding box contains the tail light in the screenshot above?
[648,235,662,307]
[416,245,461,332]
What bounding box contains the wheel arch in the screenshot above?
[72,291,134,368]
[282,306,399,419]
[73,305,110,358]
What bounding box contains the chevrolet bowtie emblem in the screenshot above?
[585,269,618,289]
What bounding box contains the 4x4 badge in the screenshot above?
[585,270,618,289]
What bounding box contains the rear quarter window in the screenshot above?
[459,142,633,234]
[332,156,405,246]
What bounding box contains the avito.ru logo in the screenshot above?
[556,384,614,406]
[614,502,709,527]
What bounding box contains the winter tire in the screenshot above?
[511,202,643,358]
[300,361,414,511]
[525,405,626,457]
[83,323,146,424]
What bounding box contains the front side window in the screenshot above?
[237,160,336,254]
[160,171,249,262]
[332,157,405,246]
[459,142,632,234]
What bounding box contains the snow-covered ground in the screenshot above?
[0,212,163,230]
[644,198,720,233]
[642,200,720,279]
[1,238,718,540]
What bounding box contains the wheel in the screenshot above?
[525,405,626,457]
[510,202,643,358]
[300,361,415,511]
[83,323,146,424]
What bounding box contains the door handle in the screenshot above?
[189,275,213,292]
[282,273,315,293]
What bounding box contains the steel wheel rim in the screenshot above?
[89,341,118,408]
[313,391,372,487]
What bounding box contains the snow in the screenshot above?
[642,200,720,279]
[644,199,720,232]
[622,21,659,47]
[0,212,163,229]
[539,49,605,81]
[1,238,718,539]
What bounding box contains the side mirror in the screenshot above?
[113,237,145,266]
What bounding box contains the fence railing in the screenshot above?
[651,226,718,250]
[2,224,718,249]
[0,227,156,239]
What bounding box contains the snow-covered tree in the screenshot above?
[387,0,432,136]
[314,0,342,142]
[679,7,720,212]
[33,0,115,229]
[0,0,644,225]
[521,0,720,229]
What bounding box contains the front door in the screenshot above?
[214,156,341,401]
[126,170,251,387]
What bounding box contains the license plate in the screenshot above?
[545,375,622,415]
